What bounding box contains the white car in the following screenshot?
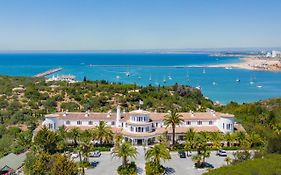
[216,150,227,157]
[71,153,79,159]
[90,151,101,157]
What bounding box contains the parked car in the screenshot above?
[178,151,186,158]
[202,162,214,168]
[216,150,227,157]
[70,153,79,159]
[90,151,101,157]
[90,161,99,168]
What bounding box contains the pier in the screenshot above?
[88,64,227,69]
[34,68,63,77]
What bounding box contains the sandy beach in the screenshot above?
[208,57,281,72]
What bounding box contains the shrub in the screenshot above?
[117,162,137,175]
[145,161,165,175]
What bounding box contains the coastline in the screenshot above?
[208,56,281,72]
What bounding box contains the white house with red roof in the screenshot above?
[43,106,239,145]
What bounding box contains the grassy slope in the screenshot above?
[204,154,281,175]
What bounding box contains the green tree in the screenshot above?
[50,154,78,175]
[93,121,113,145]
[68,127,81,147]
[163,110,183,145]
[145,143,171,165]
[33,126,60,154]
[112,141,138,166]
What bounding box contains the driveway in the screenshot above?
[85,148,235,175]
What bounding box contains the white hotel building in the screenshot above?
[43,106,239,145]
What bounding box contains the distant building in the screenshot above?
[272,51,281,58]
[43,106,243,145]
[0,153,26,175]
[46,74,76,83]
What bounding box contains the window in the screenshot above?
[48,123,53,129]
[197,121,202,125]
[111,121,115,126]
[77,121,82,125]
[209,121,213,125]
[130,126,133,132]
[146,127,149,132]
[88,121,93,125]
[65,120,70,125]
[223,123,225,129]
[226,124,231,130]
[186,121,191,125]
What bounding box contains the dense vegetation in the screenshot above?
[0,75,212,157]
[1,75,281,174]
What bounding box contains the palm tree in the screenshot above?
[163,110,183,145]
[145,143,171,166]
[93,121,113,145]
[157,132,169,148]
[68,127,81,147]
[224,157,232,166]
[80,130,94,163]
[211,132,222,153]
[225,132,234,147]
[112,141,138,166]
[114,133,123,147]
[184,128,196,155]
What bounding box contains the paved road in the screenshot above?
[85,148,235,175]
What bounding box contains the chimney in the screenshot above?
[63,110,68,117]
[190,110,194,117]
[116,105,121,127]
[85,110,90,117]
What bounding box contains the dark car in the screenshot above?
[178,151,186,158]
[91,161,99,168]
[202,162,214,168]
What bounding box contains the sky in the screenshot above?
[0,0,281,51]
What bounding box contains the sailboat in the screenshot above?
[149,75,152,81]
[163,76,166,83]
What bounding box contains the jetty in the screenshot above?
[33,68,63,77]
[88,64,224,69]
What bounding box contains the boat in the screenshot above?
[257,85,263,88]
[125,71,130,77]
[236,78,240,82]
[138,76,142,80]
[249,76,256,85]
[116,75,120,79]
[149,75,152,81]
[168,75,172,80]
[163,77,166,83]
[212,82,216,85]
[203,69,206,74]
[195,86,201,90]
[225,67,232,70]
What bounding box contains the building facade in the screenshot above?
[43,106,237,145]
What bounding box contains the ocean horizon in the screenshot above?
[0,52,280,104]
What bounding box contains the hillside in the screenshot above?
[204,154,281,175]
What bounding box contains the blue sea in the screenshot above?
[0,52,280,104]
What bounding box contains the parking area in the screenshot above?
[85,148,235,175]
